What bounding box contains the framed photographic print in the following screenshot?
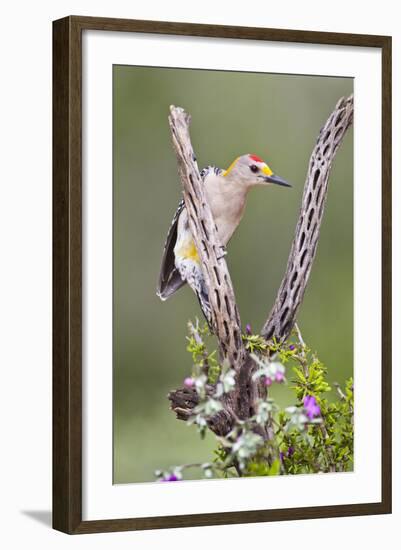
[53,16,392,534]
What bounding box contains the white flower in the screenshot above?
[194,374,208,397]
[255,399,275,425]
[221,368,236,393]
[232,431,264,461]
[251,354,286,384]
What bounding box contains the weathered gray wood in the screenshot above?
[262,95,354,341]
[168,106,246,368]
[168,107,257,429]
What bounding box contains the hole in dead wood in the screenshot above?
[265,327,275,340]
[306,191,312,210]
[223,321,230,340]
[233,329,240,347]
[313,169,320,190]
[293,284,301,302]
[299,231,306,251]
[290,271,298,289]
[201,220,209,240]
[215,289,221,310]
[233,351,238,361]
[280,307,289,324]
[300,249,308,268]
[282,320,292,336]
[334,127,343,141]
[323,130,331,142]
[280,291,287,305]
[335,111,344,126]
[307,208,315,230]
[202,240,209,259]
[323,144,330,156]
[213,266,221,285]
[224,295,231,316]
[316,184,322,205]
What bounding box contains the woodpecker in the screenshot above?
[157,154,291,324]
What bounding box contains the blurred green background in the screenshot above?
[113,66,353,484]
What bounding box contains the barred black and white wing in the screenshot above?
[157,166,222,303]
[200,165,224,179]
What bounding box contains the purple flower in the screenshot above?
[184,377,194,388]
[161,474,179,482]
[264,376,273,387]
[279,451,285,462]
[275,372,285,383]
[245,324,252,335]
[289,344,295,351]
[303,395,321,419]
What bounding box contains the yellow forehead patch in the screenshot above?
[223,157,240,177]
[262,164,273,177]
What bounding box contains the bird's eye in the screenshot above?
[250,164,259,173]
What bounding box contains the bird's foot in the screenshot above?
[217,245,227,261]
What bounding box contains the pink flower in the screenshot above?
[184,377,194,388]
[264,376,273,387]
[275,372,285,383]
[303,395,321,419]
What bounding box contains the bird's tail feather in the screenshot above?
[157,268,186,301]
[195,287,213,330]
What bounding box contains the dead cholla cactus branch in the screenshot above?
[261,94,354,343]
[168,105,246,368]
[168,106,257,434]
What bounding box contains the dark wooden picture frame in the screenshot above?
[53,15,392,534]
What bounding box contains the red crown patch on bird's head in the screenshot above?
[249,154,265,164]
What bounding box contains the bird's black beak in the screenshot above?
[263,174,292,187]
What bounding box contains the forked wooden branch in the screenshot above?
[168,96,353,436]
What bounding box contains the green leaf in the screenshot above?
[268,459,281,476]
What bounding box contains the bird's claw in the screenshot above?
[217,245,227,261]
